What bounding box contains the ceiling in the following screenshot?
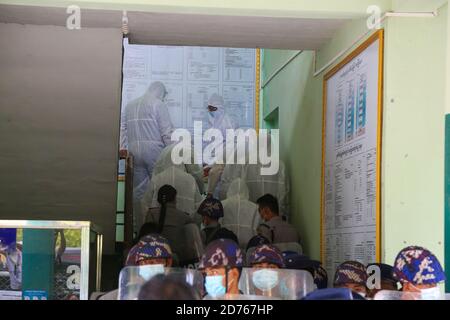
[0,4,348,50]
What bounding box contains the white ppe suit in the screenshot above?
[120,81,174,200]
[221,178,260,249]
[141,166,204,229]
[152,144,204,194]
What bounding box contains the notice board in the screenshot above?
[321,30,384,278]
[121,39,260,133]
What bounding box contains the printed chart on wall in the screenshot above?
[321,30,383,279]
[121,38,259,133]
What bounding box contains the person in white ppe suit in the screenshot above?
[217,164,245,200]
[141,165,204,228]
[206,93,236,139]
[204,93,236,197]
[152,144,204,194]
[221,178,260,249]
[119,81,174,229]
[243,134,289,220]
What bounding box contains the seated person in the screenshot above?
[256,194,299,244]
[152,144,204,194]
[333,261,368,298]
[98,234,173,300]
[366,263,398,298]
[392,245,446,299]
[244,135,289,219]
[197,197,238,247]
[198,239,243,298]
[221,178,259,249]
[145,185,200,265]
[138,274,201,300]
[141,166,203,226]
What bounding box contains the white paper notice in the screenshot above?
[186,84,219,129]
[223,48,255,82]
[151,46,184,80]
[121,40,257,132]
[322,38,381,282]
[187,47,220,81]
[223,85,255,128]
[123,44,149,80]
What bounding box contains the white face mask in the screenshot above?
[138,264,165,281]
[252,269,279,291]
[420,287,441,300]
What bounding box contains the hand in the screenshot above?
[119,149,128,158]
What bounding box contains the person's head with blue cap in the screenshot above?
[334,261,368,298]
[198,239,243,297]
[125,234,173,267]
[246,235,271,252]
[392,246,446,299]
[366,263,398,298]
[248,244,285,269]
[197,197,224,226]
[285,254,328,289]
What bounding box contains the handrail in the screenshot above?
[123,154,134,255]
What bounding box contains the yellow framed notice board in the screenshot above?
[321,30,384,279]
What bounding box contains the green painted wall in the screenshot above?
[262,4,448,268]
[262,50,322,260]
[382,4,447,269]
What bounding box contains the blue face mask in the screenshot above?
[252,269,279,291]
[138,264,165,281]
[205,275,226,297]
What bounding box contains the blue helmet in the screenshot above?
[126,234,172,266]
[197,198,224,219]
[334,261,367,287]
[248,244,285,268]
[246,235,271,251]
[199,239,243,269]
[393,246,446,285]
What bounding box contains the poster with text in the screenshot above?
[121,39,258,133]
[322,31,383,284]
